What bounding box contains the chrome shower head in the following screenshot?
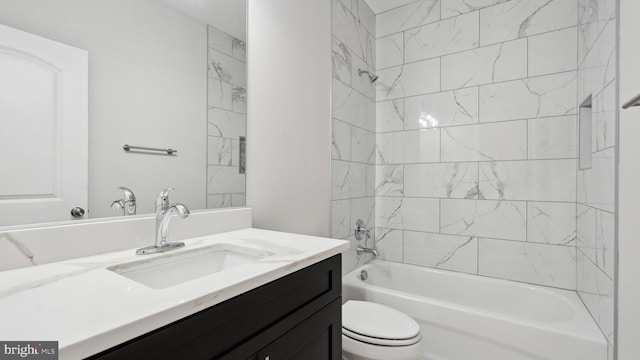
[358,69,379,83]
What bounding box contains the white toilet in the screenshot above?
[342,300,422,360]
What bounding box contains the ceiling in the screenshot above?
[161,0,246,40]
[363,0,419,14]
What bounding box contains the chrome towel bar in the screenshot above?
[123,144,177,155]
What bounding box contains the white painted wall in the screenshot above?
[0,0,208,218]
[617,0,640,358]
[162,0,247,41]
[246,0,332,237]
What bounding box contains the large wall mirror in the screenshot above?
[0,0,247,228]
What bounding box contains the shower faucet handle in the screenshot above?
[354,219,370,240]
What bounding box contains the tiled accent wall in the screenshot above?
[331,0,377,274]
[207,25,247,208]
[575,0,617,353]
[373,0,581,291]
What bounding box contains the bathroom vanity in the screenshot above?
[0,227,348,359]
[90,255,342,359]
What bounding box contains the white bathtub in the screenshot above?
[343,260,607,360]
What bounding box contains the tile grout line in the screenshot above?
[376,25,579,71]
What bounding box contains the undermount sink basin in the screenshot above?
[108,243,272,289]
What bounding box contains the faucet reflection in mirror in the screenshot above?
[111,187,137,216]
[136,188,190,255]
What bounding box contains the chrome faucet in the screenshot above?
[356,246,379,257]
[136,188,190,255]
[111,186,137,216]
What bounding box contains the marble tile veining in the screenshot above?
[479,159,577,202]
[351,126,376,164]
[479,0,578,46]
[441,0,509,19]
[528,27,578,77]
[207,194,232,209]
[374,228,403,262]
[332,119,352,161]
[404,87,479,129]
[333,37,353,85]
[366,98,376,132]
[376,33,403,69]
[232,86,246,114]
[231,193,246,207]
[577,249,614,344]
[595,209,614,278]
[332,160,366,200]
[440,199,527,241]
[208,48,247,87]
[441,38,527,90]
[208,25,233,55]
[376,0,441,39]
[232,39,246,62]
[207,137,232,166]
[404,163,479,199]
[352,0,376,34]
[208,77,233,110]
[332,200,351,239]
[375,164,404,196]
[376,129,440,164]
[441,121,527,162]
[404,11,480,63]
[376,99,404,133]
[527,115,577,159]
[376,57,441,101]
[351,196,376,231]
[577,147,615,212]
[207,24,246,204]
[376,196,440,232]
[527,202,576,245]
[577,16,616,102]
[578,0,616,64]
[479,71,577,123]
[207,166,245,194]
[479,238,576,289]
[577,204,597,262]
[404,231,478,274]
[207,108,246,139]
[333,78,367,128]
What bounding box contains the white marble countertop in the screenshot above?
[0,228,349,359]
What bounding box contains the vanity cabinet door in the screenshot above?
[256,298,341,360]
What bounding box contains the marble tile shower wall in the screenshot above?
[206,25,247,209]
[373,0,582,291]
[331,0,377,274]
[576,0,617,350]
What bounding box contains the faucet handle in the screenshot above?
[118,186,136,201]
[156,187,175,209]
[159,187,175,197]
[354,219,370,240]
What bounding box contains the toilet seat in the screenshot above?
[342,327,421,346]
[342,300,421,347]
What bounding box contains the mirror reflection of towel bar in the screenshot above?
[123,144,177,155]
[622,92,640,109]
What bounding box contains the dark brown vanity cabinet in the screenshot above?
[88,254,342,360]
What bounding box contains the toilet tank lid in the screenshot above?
[342,300,420,340]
